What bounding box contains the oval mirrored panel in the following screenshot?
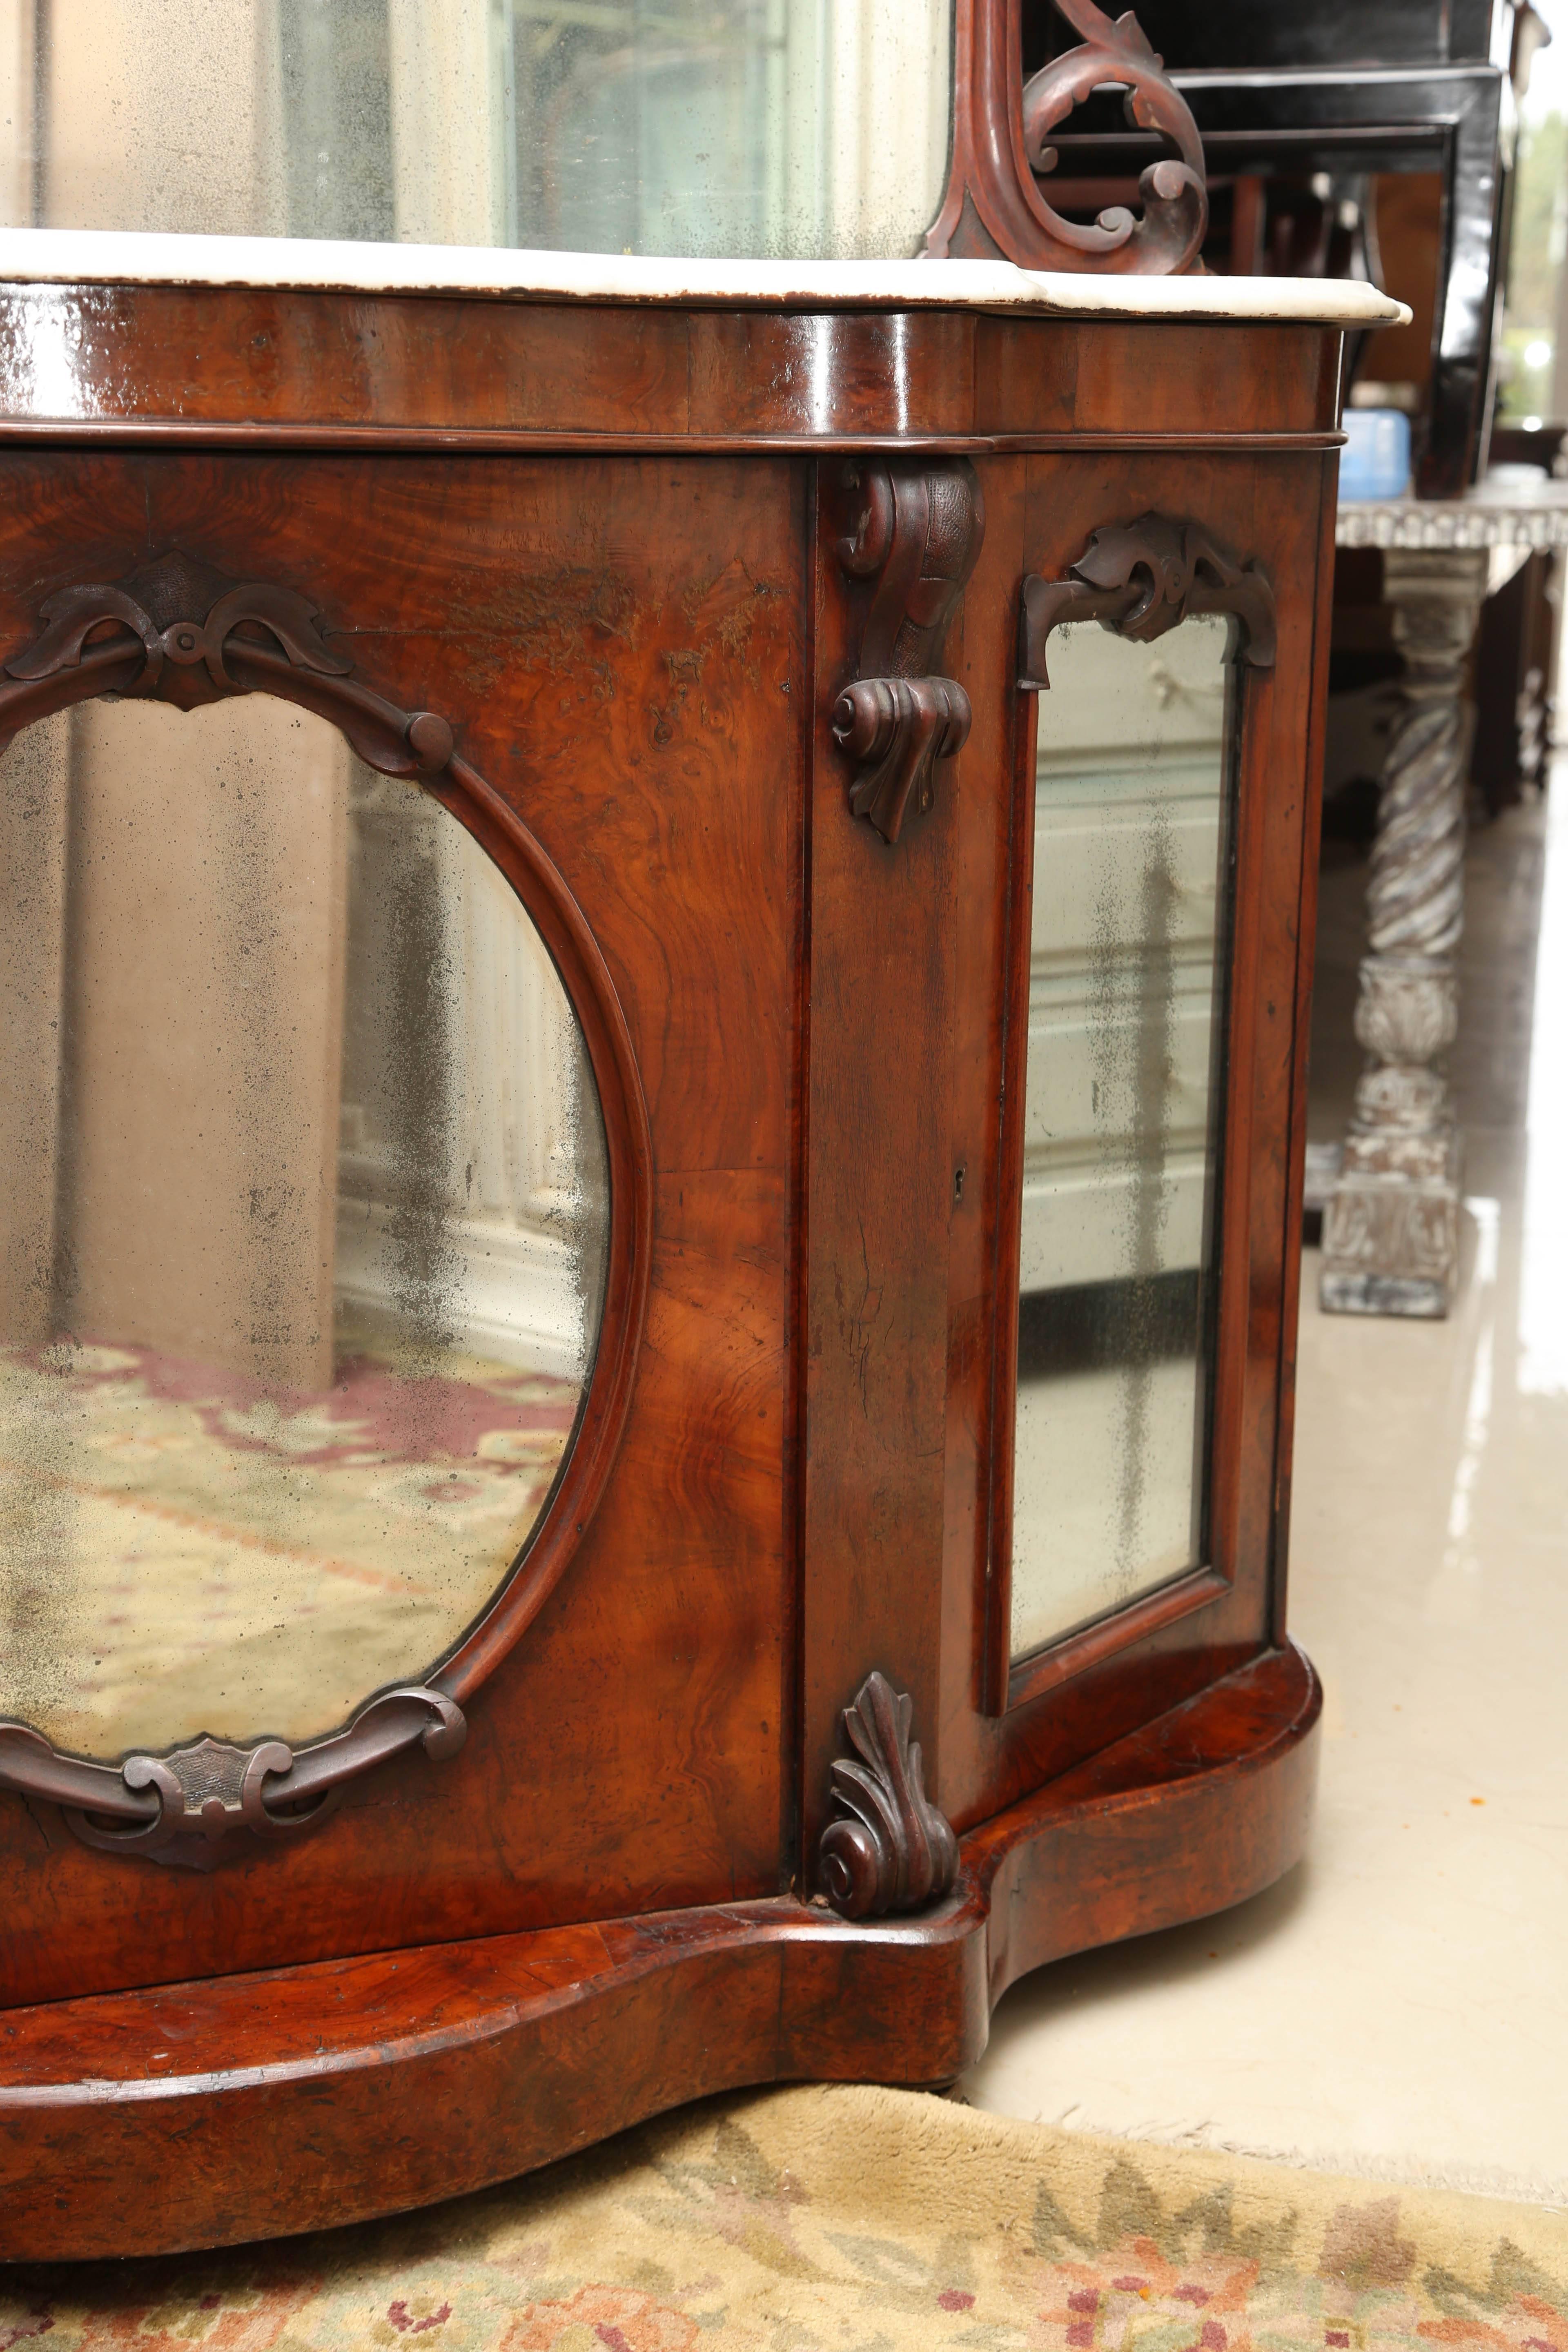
[1010,614,1236,1662]
[0,698,608,1761]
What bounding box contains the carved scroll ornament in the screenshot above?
[0,549,456,776]
[818,1671,960,1920]
[924,0,1208,276]
[832,461,984,845]
[1019,514,1277,690]
[0,1689,465,1873]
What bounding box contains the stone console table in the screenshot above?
[1321,482,1568,1316]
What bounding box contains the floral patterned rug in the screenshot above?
[3,2082,1564,2350]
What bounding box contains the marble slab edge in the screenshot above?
[0,228,1411,327]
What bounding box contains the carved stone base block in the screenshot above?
[1320,1126,1462,1317]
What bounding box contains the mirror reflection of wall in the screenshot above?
[0,699,607,1762]
[1011,617,1237,1663]
[0,0,952,259]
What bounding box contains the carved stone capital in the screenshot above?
[818,1671,959,1920]
[1350,956,1459,1080]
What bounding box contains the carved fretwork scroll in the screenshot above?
[1018,514,1278,690]
[0,549,457,777]
[924,0,1208,275]
[832,461,984,845]
[0,1688,466,1873]
[818,1672,960,1920]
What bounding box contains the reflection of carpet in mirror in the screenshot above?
[1011,1358,1201,1656]
[0,1337,579,1759]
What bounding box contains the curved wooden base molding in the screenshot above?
[0,1646,1319,2262]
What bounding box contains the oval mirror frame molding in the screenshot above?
[0,549,653,1871]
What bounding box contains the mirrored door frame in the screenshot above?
[0,547,653,1864]
[962,464,1335,1744]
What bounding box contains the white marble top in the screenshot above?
[1336,478,1568,549]
[0,228,1411,326]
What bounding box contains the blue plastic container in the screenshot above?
[1339,407,1412,501]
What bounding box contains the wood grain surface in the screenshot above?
[0,1645,1320,2261]
[0,290,1342,2255]
[0,285,1340,449]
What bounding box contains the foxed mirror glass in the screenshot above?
[0,698,608,1760]
[1010,615,1236,1662]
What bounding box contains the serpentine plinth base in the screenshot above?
[0,1646,1319,2261]
[1321,1126,1463,1317]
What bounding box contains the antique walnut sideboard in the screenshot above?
[0,234,1400,2259]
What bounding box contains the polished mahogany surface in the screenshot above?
[0,1647,1319,2261]
[0,261,1343,2256]
[0,280,1342,448]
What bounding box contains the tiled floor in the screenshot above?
[963,786,1568,2209]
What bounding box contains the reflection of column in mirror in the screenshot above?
[340,768,461,1370]
[0,717,69,1345]
[276,0,396,241]
[337,771,598,1385]
[440,828,606,1378]
[0,717,78,1729]
[1089,781,1176,1581]
[30,0,286,233]
[0,0,35,223]
[509,0,953,261]
[812,0,952,258]
[1189,653,1240,1565]
[388,0,515,246]
[53,701,349,1394]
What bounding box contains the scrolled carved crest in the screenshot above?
[818,1671,959,1920]
[0,549,456,779]
[1019,514,1278,691]
[831,462,984,845]
[924,0,1207,276]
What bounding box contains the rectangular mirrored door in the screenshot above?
[1008,613,1239,1665]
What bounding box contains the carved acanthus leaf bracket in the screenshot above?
[818,1671,960,1920]
[0,549,457,780]
[831,461,983,845]
[0,1687,466,1873]
[924,0,1207,275]
[1018,514,1277,690]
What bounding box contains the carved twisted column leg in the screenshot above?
[1321,546,1488,1317]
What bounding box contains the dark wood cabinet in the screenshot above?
[0,242,1396,2259]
